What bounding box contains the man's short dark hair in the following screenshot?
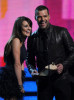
[35,5,49,16]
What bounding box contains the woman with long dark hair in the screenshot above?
[0,16,32,100]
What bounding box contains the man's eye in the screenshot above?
[37,16,41,18]
[44,16,47,17]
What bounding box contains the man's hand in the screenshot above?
[56,64,63,74]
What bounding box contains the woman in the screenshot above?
[0,16,32,100]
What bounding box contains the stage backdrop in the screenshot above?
[0,0,74,65]
[44,0,74,38]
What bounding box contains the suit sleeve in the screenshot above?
[26,36,36,73]
[62,28,74,71]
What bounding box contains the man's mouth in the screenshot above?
[40,22,46,27]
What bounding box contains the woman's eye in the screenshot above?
[24,25,28,27]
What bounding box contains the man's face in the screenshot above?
[35,9,50,29]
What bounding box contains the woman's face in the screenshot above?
[21,21,32,37]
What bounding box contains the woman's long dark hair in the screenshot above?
[4,16,32,62]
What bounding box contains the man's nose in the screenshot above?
[41,17,44,21]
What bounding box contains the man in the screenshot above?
[26,5,74,100]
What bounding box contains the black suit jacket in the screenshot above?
[26,24,74,79]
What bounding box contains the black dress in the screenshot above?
[0,43,27,98]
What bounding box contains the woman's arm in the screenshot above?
[12,38,22,85]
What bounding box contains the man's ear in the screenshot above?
[35,16,37,20]
[49,15,50,20]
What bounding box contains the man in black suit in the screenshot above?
[26,5,74,100]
